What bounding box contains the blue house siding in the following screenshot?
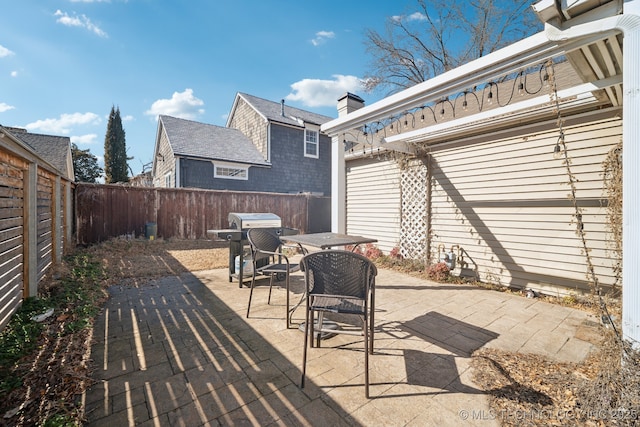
[252,124,331,195]
[180,124,331,194]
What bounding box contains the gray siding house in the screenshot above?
[152,115,270,189]
[152,93,333,195]
[226,93,333,195]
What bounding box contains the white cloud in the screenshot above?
[144,89,205,120]
[0,44,15,57]
[311,30,335,46]
[54,10,108,38]
[71,134,98,145]
[121,114,134,122]
[285,75,364,108]
[25,112,101,134]
[0,102,15,113]
[11,71,18,77]
[392,12,427,22]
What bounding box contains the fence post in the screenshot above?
[64,181,73,253]
[53,176,61,264]
[24,163,38,297]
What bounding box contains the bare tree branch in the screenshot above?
[363,0,540,94]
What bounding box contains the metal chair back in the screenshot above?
[299,249,378,397]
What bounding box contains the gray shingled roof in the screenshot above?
[238,93,334,127]
[160,115,269,166]
[11,129,72,178]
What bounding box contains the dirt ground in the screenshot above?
[84,237,231,283]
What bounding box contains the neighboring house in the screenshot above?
[152,93,333,195]
[129,171,153,187]
[5,127,75,181]
[322,0,630,303]
[152,115,269,189]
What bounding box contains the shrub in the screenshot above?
[363,243,383,259]
[389,246,403,260]
[426,262,450,282]
[348,243,383,260]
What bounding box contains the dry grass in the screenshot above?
[84,237,230,284]
[471,330,639,426]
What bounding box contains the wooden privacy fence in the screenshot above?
[0,133,74,331]
[75,183,331,245]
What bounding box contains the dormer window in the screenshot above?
[214,162,248,180]
[304,124,319,158]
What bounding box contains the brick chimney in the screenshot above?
[337,93,365,117]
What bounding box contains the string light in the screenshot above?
[353,60,556,139]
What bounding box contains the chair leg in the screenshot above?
[315,312,324,348]
[267,274,274,305]
[301,302,311,389]
[364,313,370,398]
[370,291,375,354]
[246,269,257,318]
[310,309,316,348]
[285,271,290,329]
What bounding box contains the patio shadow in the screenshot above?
[84,271,362,426]
[402,311,500,357]
[383,311,500,398]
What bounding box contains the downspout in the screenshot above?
[545,9,640,348]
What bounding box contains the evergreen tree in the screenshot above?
[104,106,129,183]
[71,143,103,183]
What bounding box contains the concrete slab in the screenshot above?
[83,267,601,426]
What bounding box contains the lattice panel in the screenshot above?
[400,159,428,260]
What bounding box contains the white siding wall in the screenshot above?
[429,112,621,296]
[346,157,401,253]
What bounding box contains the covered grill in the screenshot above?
[208,213,297,286]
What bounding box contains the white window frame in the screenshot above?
[214,162,249,180]
[164,171,172,187]
[304,125,319,159]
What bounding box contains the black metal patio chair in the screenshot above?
[246,228,300,328]
[299,249,378,398]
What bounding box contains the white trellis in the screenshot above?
[400,158,429,260]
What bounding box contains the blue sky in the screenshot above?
[1,0,421,175]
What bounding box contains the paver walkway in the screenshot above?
[83,267,602,426]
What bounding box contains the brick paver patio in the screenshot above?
[83,267,601,426]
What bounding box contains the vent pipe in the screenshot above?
[281,99,285,116]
